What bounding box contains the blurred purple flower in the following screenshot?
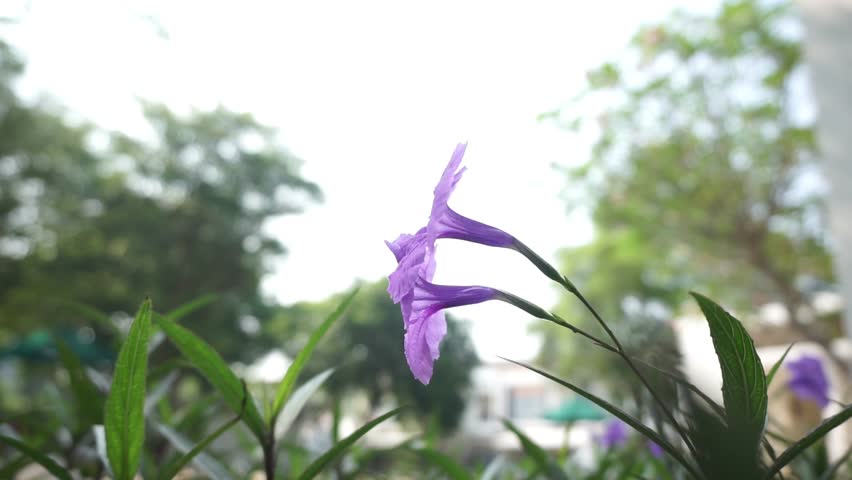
[787,355,830,408]
[599,419,629,449]
[648,441,663,458]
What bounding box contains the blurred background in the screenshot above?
[1,0,851,477]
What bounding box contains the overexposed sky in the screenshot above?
[2,0,717,360]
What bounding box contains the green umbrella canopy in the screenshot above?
[0,328,114,366]
[543,396,608,423]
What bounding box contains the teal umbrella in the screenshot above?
[0,328,114,365]
[543,396,608,423]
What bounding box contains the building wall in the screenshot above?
[797,0,852,340]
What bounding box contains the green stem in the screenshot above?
[511,239,701,470]
[569,287,700,462]
[263,435,277,480]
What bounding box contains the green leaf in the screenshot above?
[155,314,266,439]
[93,425,111,477]
[59,300,122,337]
[274,368,335,439]
[56,339,104,430]
[766,343,795,387]
[104,299,153,480]
[0,435,72,480]
[271,287,358,420]
[691,293,767,450]
[163,294,217,322]
[296,406,404,480]
[500,357,702,480]
[0,454,28,479]
[153,423,235,480]
[763,404,852,479]
[409,446,472,480]
[156,382,245,480]
[502,419,568,480]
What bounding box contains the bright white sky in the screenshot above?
[2,0,717,360]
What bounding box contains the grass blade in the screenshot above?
[163,294,218,322]
[272,287,358,420]
[296,406,403,480]
[153,423,236,480]
[766,343,795,387]
[156,382,247,480]
[502,418,567,480]
[56,339,105,430]
[58,300,121,337]
[0,435,72,480]
[274,368,335,438]
[500,357,702,479]
[764,404,852,479]
[409,446,472,480]
[104,299,152,480]
[155,314,266,439]
[93,425,111,476]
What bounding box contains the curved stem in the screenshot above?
[567,283,700,466]
[510,240,701,468]
[498,288,703,475]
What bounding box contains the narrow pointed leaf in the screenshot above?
[93,425,111,477]
[763,404,852,479]
[500,357,702,479]
[275,368,335,439]
[502,419,567,480]
[272,287,358,419]
[59,300,121,337]
[155,315,266,439]
[691,292,767,453]
[630,355,726,419]
[163,294,218,322]
[157,418,240,480]
[157,381,247,480]
[56,340,104,429]
[104,299,152,480]
[296,406,403,480]
[766,343,795,387]
[481,455,506,480]
[0,435,72,480]
[153,423,236,480]
[409,446,472,480]
[144,372,178,415]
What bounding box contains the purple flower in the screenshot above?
[787,355,830,408]
[403,278,498,384]
[648,440,664,458]
[599,419,629,449]
[386,144,514,302]
[386,143,515,384]
[426,144,515,249]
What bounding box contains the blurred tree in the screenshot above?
[0,39,319,359]
[539,0,837,377]
[267,281,479,432]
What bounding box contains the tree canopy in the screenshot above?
[0,39,319,360]
[538,0,837,378]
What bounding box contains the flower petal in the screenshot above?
[404,310,447,385]
[431,143,467,220]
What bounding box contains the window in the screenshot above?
[508,387,544,419]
